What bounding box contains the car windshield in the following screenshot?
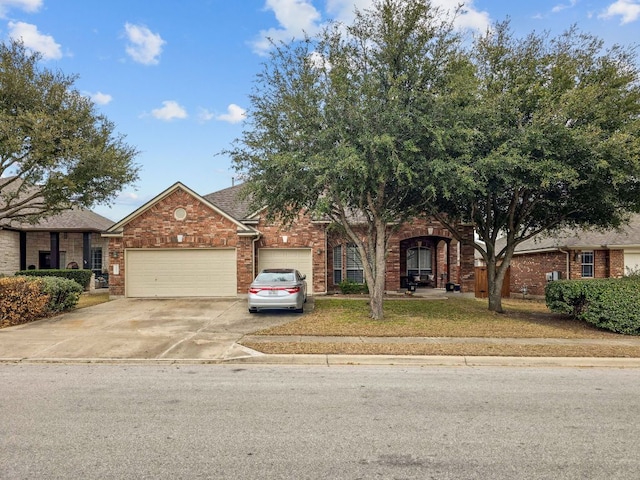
[256,272,296,283]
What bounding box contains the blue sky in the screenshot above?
[1,0,638,221]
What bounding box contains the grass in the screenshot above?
[253,297,618,339]
[76,292,110,309]
[241,296,640,357]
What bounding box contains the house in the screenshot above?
[102,182,476,298]
[0,208,113,279]
[506,216,640,296]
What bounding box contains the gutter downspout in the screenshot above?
[558,248,570,279]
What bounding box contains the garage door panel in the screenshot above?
[126,249,236,297]
[258,248,313,294]
[625,251,640,275]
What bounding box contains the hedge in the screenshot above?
[0,277,49,328]
[0,276,83,328]
[545,278,640,335]
[40,276,83,313]
[16,268,92,290]
[338,280,369,294]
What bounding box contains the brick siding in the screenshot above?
[107,186,476,297]
[510,248,626,296]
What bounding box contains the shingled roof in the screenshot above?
[6,208,114,232]
[1,176,114,232]
[510,214,640,253]
[202,183,256,220]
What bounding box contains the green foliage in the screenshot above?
[0,39,139,223]
[39,276,83,312]
[338,280,369,295]
[0,276,49,327]
[17,269,92,289]
[229,0,463,319]
[430,21,640,313]
[546,278,640,335]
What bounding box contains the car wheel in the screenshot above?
[248,308,258,314]
[295,307,303,313]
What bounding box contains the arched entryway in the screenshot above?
[399,236,452,289]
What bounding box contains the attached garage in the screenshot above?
[258,248,313,293]
[126,248,237,297]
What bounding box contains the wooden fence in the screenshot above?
[474,267,511,298]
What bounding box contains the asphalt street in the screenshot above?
[1,364,639,479]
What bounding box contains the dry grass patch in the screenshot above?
[254,297,622,339]
[241,341,640,357]
[77,292,110,309]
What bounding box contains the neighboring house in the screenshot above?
[505,216,640,296]
[102,182,476,298]
[0,209,113,278]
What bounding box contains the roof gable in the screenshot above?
[104,182,257,236]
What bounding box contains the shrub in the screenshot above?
[17,268,92,290]
[545,280,589,317]
[546,278,640,335]
[338,280,369,294]
[0,277,49,328]
[40,276,83,313]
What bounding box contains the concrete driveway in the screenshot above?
[0,298,302,363]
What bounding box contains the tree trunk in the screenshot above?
[365,218,389,320]
[486,254,510,313]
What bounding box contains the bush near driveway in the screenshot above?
[0,276,84,328]
[40,276,83,313]
[546,278,640,335]
[0,277,49,328]
[17,268,92,290]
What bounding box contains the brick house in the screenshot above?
[103,182,476,297]
[506,216,640,296]
[0,209,113,280]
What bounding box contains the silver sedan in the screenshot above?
[248,268,307,313]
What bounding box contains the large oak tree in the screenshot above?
[0,40,139,223]
[230,0,463,319]
[427,22,640,312]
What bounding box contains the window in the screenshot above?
[581,251,594,278]
[333,245,342,284]
[407,247,432,278]
[346,244,364,283]
[91,247,103,272]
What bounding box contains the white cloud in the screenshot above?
[8,21,62,60]
[552,0,578,13]
[89,92,113,105]
[600,0,640,24]
[252,0,322,55]
[151,101,188,121]
[325,0,373,23]
[216,104,246,124]
[252,0,490,55]
[0,0,42,18]
[198,108,215,122]
[124,23,165,65]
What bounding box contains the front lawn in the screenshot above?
[242,297,640,357]
[254,297,618,339]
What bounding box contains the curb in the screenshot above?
[2,354,640,368]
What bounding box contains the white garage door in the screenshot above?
[624,250,640,275]
[126,249,237,297]
[258,248,313,294]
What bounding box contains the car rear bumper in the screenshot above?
[248,294,303,310]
